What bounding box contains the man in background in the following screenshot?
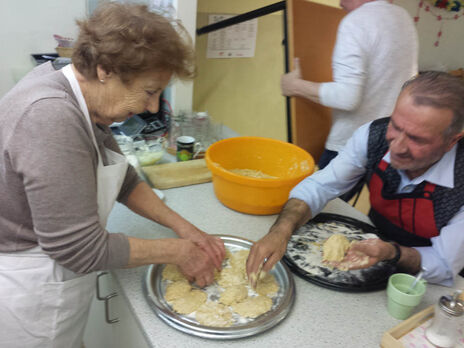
[249,72,464,287]
[281,0,418,171]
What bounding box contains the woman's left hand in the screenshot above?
[125,182,226,269]
[177,225,225,270]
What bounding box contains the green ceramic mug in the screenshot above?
[386,273,427,320]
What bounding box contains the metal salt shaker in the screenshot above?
[425,290,463,347]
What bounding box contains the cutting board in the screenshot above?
[142,159,212,189]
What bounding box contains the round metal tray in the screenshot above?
[143,235,295,339]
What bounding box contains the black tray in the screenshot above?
[283,213,395,292]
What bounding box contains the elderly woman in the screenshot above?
[0,3,224,347]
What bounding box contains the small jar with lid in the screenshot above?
[425,291,463,348]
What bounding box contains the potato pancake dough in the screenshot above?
[255,273,279,296]
[219,285,248,306]
[229,249,249,272]
[231,295,273,318]
[322,234,351,262]
[164,280,191,302]
[162,264,186,281]
[230,168,277,179]
[162,249,281,326]
[195,302,233,327]
[170,289,207,314]
[217,267,246,287]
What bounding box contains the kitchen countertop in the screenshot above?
[107,182,463,348]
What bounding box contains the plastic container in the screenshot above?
[205,136,315,215]
[133,137,165,166]
[193,111,210,148]
[114,134,142,176]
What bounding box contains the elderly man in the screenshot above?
[248,72,464,286]
[281,0,418,171]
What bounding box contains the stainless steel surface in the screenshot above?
[143,235,295,339]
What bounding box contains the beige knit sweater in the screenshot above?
[0,63,141,273]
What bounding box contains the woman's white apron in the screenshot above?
[0,64,128,348]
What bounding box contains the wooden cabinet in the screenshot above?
[287,0,345,162]
[83,272,149,348]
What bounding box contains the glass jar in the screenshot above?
[425,291,464,348]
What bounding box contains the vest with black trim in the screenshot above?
[365,117,464,247]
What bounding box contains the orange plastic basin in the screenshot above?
[205,136,315,215]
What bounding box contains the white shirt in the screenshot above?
[290,122,464,286]
[319,0,418,152]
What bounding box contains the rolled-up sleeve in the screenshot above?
[290,122,370,215]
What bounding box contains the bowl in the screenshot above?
[133,137,166,166]
[205,136,315,215]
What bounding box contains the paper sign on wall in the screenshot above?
[206,14,258,58]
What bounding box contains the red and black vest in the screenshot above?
[365,117,464,247]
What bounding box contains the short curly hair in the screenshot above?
[72,2,195,84]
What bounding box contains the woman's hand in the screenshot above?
[125,182,225,270]
[126,237,217,287]
[176,225,225,270]
[176,239,216,287]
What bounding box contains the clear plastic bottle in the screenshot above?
[425,291,463,348]
[193,111,210,149]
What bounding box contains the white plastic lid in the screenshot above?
[195,111,209,119]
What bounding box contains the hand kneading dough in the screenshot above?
[164,280,191,302]
[162,264,186,281]
[162,249,280,326]
[231,295,273,318]
[195,302,233,327]
[322,234,351,262]
[219,285,248,305]
[170,290,207,314]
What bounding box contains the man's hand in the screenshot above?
[281,57,303,97]
[246,226,291,279]
[177,239,217,288]
[246,198,311,282]
[337,238,397,270]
